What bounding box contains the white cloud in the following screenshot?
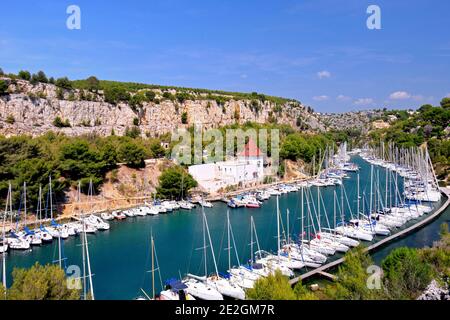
[337,94,351,102]
[389,91,411,100]
[313,95,329,101]
[354,98,374,106]
[317,70,331,79]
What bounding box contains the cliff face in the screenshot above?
[0,78,324,137]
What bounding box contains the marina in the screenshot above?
[1,150,449,300]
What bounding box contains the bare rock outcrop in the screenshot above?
[0,77,325,137]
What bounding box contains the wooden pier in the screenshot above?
[289,187,450,285]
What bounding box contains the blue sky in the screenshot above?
[0,0,449,112]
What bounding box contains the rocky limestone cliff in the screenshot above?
[0,77,325,137]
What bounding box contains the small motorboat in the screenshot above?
[101,212,114,221]
[112,211,127,220]
[199,200,213,208]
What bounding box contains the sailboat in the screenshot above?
[45,177,69,239]
[16,182,42,246]
[350,168,391,236]
[5,183,30,250]
[79,207,95,300]
[33,184,53,243]
[255,196,297,276]
[317,190,359,248]
[81,180,110,231]
[139,233,161,300]
[224,211,257,290]
[183,206,225,300]
[178,172,194,210]
[1,189,9,254]
[202,207,245,299]
[139,233,196,300]
[309,187,349,253]
[1,194,7,293]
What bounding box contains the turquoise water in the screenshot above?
[2,156,448,300]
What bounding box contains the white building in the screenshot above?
[188,139,265,193]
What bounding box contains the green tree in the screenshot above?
[145,90,156,101]
[118,140,146,168]
[149,141,166,158]
[440,97,450,109]
[55,77,73,90]
[327,246,384,300]
[0,80,8,95]
[7,263,80,300]
[18,70,31,81]
[129,93,147,110]
[125,126,141,139]
[36,70,48,83]
[162,91,174,101]
[246,270,296,300]
[156,166,197,199]
[176,92,191,103]
[53,116,71,128]
[104,86,130,104]
[30,73,39,85]
[181,111,188,124]
[381,247,433,299]
[86,76,100,92]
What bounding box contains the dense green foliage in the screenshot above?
[0,133,166,210]
[156,166,197,199]
[248,227,450,300]
[55,77,73,90]
[280,133,330,162]
[18,70,31,81]
[53,116,71,128]
[5,263,80,300]
[71,78,298,105]
[246,270,315,300]
[104,86,131,104]
[381,247,433,299]
[181,111,188,124]
[0,80,8,95]
[117,139,146,168]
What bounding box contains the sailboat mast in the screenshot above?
[24,182,27,227]
[49,176,53,220]
[79,181,87,300]
[84,227,95,300]
[250,217,254,263]
[276,195,280,260]
[357,173,360,215]
[227,210,231,271]
[203,206,219,276]
[2,187,9,291]
[286,209,290,244]
[8,183,12,228]
[333,191,337,229]
[369,165,373,215]
[203,206,207,277]
[151,234,155,299]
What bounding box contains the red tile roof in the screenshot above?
[237,138,262,157]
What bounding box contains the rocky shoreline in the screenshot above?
[417,280,450,300]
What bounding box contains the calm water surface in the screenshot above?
[2,156,449,299]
